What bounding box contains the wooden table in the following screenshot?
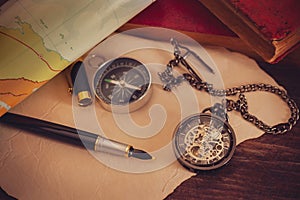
[0,61,299,200]
[166,62,300,199]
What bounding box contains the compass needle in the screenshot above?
[94,57,152,112]
[104,78,114,83]
[124,83,142,91]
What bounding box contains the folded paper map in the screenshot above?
[0,0,154,116]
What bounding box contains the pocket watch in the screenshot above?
[161,38,299,171]
[173,113,236,171]
[93,57,152,113]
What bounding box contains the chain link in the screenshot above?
[158,54,299,135]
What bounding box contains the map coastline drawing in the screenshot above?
[0,0,154,116]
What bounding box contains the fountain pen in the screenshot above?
[0,112,152,160]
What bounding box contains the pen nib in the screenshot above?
[130,148,153,160]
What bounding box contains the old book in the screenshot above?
[198,0,300,63]
[119,0,261,60]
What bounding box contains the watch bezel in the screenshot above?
[173,113,236,171]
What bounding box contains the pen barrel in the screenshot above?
[0,113,131,157]
[70,61,93,106]
[94,136,131,157]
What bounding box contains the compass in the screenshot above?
[173,113,236,171]
[93,57,152,113]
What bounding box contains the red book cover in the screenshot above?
[118,0,261,60]
[199,0,300,63]
[128,0,235,37]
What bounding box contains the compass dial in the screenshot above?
[173,114,236,171]
[94,57,151,112]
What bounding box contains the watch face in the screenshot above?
[173,114,236,171]
[94,57,151,111]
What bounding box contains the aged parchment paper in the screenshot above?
[0,33,290,199]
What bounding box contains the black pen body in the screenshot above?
[0,113,131,156]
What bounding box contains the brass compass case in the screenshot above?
[93,57,152,113]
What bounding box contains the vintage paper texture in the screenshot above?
[0,33,290,199]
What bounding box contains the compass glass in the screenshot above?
[173,114,236,171]
[94,57,151,111]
